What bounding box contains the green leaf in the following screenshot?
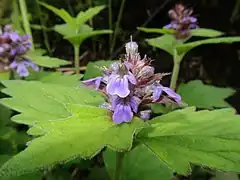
[104,145,173,180]
[190,28,224,37]
[0,104,145,177]
[212,172,239,180]
[137,27,175,34]
[0,72,10,81]
[84,60,114,80]
[138,107,240,175]
[26,71,82,87]
[25,51,70,68]
[39,1,73,25]
[54,23,78,37]
[76,5,105,26]
[0,104,11,127]
[65,29,112,45]
[177,80,235,109]
[176,37,240,55]
[0,80,104,126]
[146,35,178,55]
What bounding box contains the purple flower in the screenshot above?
[153,84,181,103]
[112,96,140,124]
[106,63,136,98]
[82,77,102,90]
[9,60,39,77]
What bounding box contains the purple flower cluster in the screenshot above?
[164,4,198,39]
[0,25,39,77]
[83,40,182,124]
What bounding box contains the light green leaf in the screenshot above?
[138,107,240,175]
[25,52,70,68]
[39,1,73,25]
[0,80,104,126]
[0,72,10,81]
[76,5,105,25]
[84,60,114,80]
[190,28,224,37]
[65,29,112,45]
[176,37,240,55]
[146,35,178,55]
[104,145,173,180]
[54,23,78,37]
[137,27,175,34]
[26,71,82,87]
[0,104,145,177]
[177,80,235,108]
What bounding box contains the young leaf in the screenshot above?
[190,28,224,37]
[137,27,175,34]
[38,1,73,25]
[138,107,240,175]
[24,52,70,68]
[0,80,104,126]
[177,80,235,109]
[104,145,173,180]
[65,29,112,45]
[176,37,240,55]
[84,60,114,80]
[76,5,105,26]
[0,104,145,177]
[26,71,82,87]
[146,35,178,55]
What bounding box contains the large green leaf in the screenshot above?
[25,52,70,68]
[190,28,224,38]
[176,37,240,55]
[0,80,104,126]
[84,60,114,80]
[104,145,173,180]
[0,104,145,177]
[76,5,105,25]
[26,71,82,87]
[146,35,178,55]
[39,1,73,25]
[138,107,240,175]
[177,80,235,109]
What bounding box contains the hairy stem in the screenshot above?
[110,0,126,54]
[114,152,125,180]
[170,50,183,90]
[19,0,34,50]
[74,44,80,74]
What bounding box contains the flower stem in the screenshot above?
[114,152,124,180]
[19,0,34,50]
[170,50,183,90]
[74,44,80,74]
[110,0,126,54]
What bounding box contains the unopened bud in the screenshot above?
[125,37,138,56]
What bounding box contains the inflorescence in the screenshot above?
[0,25,39,77]
[83,39,182,124]
[164,4,198,39]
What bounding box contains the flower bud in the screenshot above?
[125,41,138,56]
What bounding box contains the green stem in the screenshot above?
[36,0,52,55]
[114,152,124,180]
[108,0,112,53]
[74,44,80,74]
[170,50,183,90]
[19,0,34,50]
[110,0,126,54]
